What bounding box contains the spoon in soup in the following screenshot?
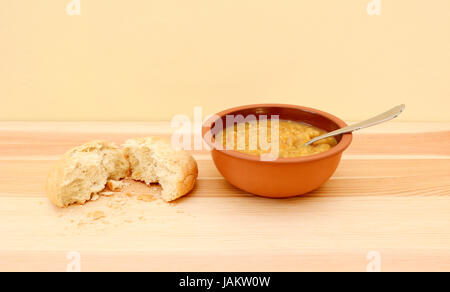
[304,104,406,146]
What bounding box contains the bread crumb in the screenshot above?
[107,179,128,191]
[91,194,100,201]
[100,191,115,197]
[137,194,156,202]
[57,181,189,235]
[88,210,106,220]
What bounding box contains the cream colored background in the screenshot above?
[1,0,449,121]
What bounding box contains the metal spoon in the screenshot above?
[305,104,406,146]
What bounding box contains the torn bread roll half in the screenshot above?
[123,137,198,202]
[46,141,130,208]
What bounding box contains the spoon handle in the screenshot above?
[305,104,406,146]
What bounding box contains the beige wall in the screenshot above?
[1,0,449,121]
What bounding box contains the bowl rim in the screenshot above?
[202,103,353,164]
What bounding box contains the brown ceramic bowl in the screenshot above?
[202,104,353,198]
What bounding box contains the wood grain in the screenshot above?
[0,122,449,272]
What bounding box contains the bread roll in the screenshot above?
[123,137,198,202]
[46,141,129,208]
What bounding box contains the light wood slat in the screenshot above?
[2,196,449,250]
[1,250,449,272]
[0,196,449,272]
[0,160,449,197]
[1,158,449,181]
[1,176,449,198]
[0,122,449,272]
[0,124,449,156]
[349,132,450,155]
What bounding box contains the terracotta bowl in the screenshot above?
[202,104,353,198]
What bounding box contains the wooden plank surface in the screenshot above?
[0,122,449,272]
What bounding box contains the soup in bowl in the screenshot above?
[215,119,338,159]
[202,104,353,198]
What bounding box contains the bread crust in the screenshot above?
[46,157,68,208]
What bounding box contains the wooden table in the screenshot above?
[0,122,449,272]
